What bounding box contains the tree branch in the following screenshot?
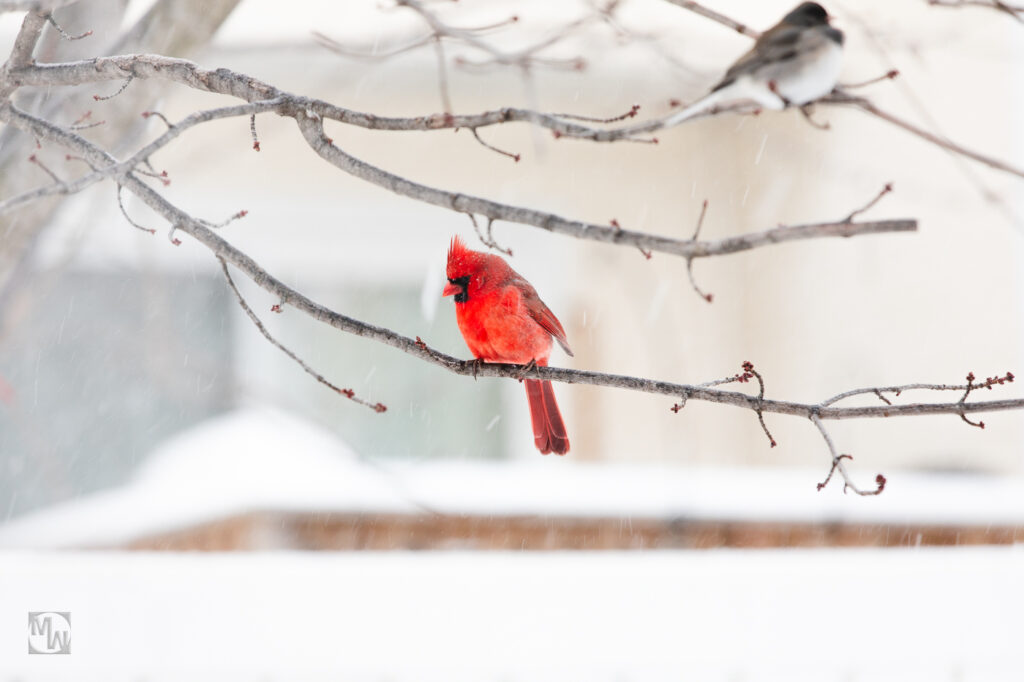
[4,54,916,264]
[1,11,47,88]
[294,110,915,261]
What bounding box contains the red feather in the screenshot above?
[444,237,571,455]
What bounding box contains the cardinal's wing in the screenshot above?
[515,280,573,358]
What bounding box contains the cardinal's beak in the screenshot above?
[442,282,460,297]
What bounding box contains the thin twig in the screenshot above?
[92,74,134,101]
[743,362,776,448]
[115,181,154,234]
[135,163,169,186]
[395,0,597,72]
[821,372,1014,406]
[550,104,641,124]
[201,208,248,229]
[685,199,713,302]
[456,14,520,34]
[811,414,886,496]
[798,104,830,131]
[218,258,386,413]
[467,213,513,256]
[844,183,894,223]
[470,127,519,162]
[249,113,260,151]
[312,30,435,61]
[816,453,851,491]
[432,36,452,113]
[842,70,900,90]
[68,111,104,130]
[70,110,90,126]
[676,361,775,447]
[141,110,171,128]
[44,12,91,40]
[63,153,96,170]
[959,372,986,428]
[27,153,58,182]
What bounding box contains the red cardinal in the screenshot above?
[443,237,572,455]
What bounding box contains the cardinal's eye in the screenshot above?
[449,275,470,303]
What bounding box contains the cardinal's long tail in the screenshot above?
[525,379,569,455]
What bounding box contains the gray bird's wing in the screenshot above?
[711,25,805,92]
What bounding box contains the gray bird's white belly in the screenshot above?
[769,39,843,106]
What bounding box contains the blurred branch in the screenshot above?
[843,10,1023,228]
[0,0,241,313]
[317,0,596,89]
[314,0,593,112]
[926,0,1024,22]
[0,0,79,12]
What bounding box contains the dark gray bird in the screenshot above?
[666,2,844,126]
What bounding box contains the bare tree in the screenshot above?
[1,0,1021,495]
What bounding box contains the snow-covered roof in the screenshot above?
[3,406,1024,549]
[0,407,418,549]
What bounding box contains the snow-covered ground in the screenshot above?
[0,547,1021,681]
[3,407,1024,549]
